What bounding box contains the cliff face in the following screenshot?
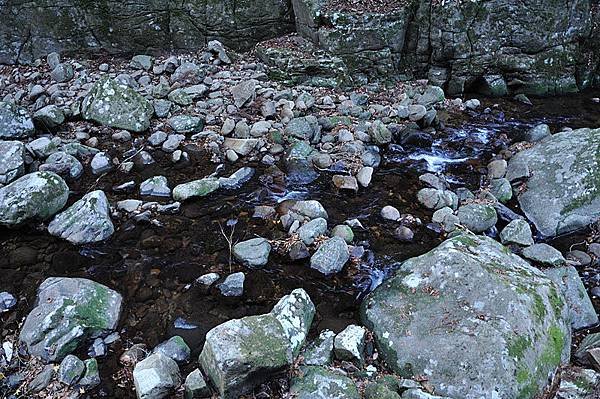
[1,0,598,94]
[0,0,295,64]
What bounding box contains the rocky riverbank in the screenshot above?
[1,41,600,399]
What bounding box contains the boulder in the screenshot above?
[199,289,315,398]
[0,140,25,184]
[0,101,34,139]
[499,219,534,246]
[48,190,114,244]
[361,234,571,399]
[82,77,153,132]
[457,203,498,233]
[0,171,69,226]
[522,243,566,267]
[20,277,122,361]
[133,352,181,399]
[310,236,349,275]
[506,128,600,236]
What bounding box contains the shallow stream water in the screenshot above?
[1,89,600,397]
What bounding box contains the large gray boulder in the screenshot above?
[0,141,25,184]
[199,289,315,398]
[0,171,69,226]
[20,277,122,361]
[361,234,571,399]
[506,128,600,236]
[82,77,153,132]
[48,190,114,244]
[0,101,34,138]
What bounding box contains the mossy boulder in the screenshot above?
[199,289,315,398]
[0,171,69,225]
[20,277,122,362]
[506,128,600,236]
[82,77,153,132]
[361,234,571,399]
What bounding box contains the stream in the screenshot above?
[2,89,600,397]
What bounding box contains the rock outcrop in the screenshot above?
[361,234,571,399]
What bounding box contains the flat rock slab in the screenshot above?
[20,277,122,361]
[506,128,600,236]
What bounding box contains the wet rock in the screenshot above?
[82,77,153,132]
[297,217,327,245]
[154,336,191,364]
[310,236,349,275]
[218,272,245,297]
[184,368,210,398]
[457,203,497,233]
[58,354,84,385]
[381,205,400,221]
[140,176,171,197]
[489,178,512,203]
[133,352,181,399]
[79,358,101,387]
[333,324,366,366]
[199,289,315,398]
[331,225,354,243]
[290,366,359,399]
[361,234,571,399]
[218,167,255,189]
[33,105,65,129]
[0,171,69,226]
[20,277,122,361]
[544,266,598,330]
[303,330,335,366]
[231,79,256,108]
[506,128,600,236]
[522,124,551,142]
[28,365,54,392]
[417,188,457,210]
[173,178,220,201]
[0,292,16,312]
[285,116,320,141]
[499,219,534,246]
[290,200,328,220]
[0,141,25,184]
[522,243,566,266]
[233,237,271,267]
[0,101,35,139]
[48,190,114,244]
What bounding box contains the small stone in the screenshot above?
[79,358,101,387]
[381,205,400,221]
[408,105,427,121]
[233,238,271,267]
[58,354,84,385]
[231,80,256,108]
[417,188,457,210]
[184,368,210,398]
[522,243,566,266]
[33,105,65,129]
[133,352,181,399]
[297,218,328,245]
[332,225,354,243]
[90,152,113,175]
[332,175,358,191]
[50,63,74,83]
[523,124,551,142]
[140,176,171,197]
[500,219,534,246]
[489,178,512,203]
[566,250,592,266]
[131,55,153,70]
[356,166,374,187]
[168,115,204,134]
[487,159,507,179]
[154,336,191,364]
[394,226,414,242]
[334,324,366,365]
[310,236,349,275]
[219,272,245,297]
[148,131,168,146]
[173,178,220,201]
[0,292,16,312]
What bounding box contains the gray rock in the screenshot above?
[168,115,205,134]
[223,138,258,156]
[291,200,328,220]
[416,86,445,107]
[48,190,114,244]
[172,62,202,83]
[408,105,427,122]
[290,366,359,399]
[131,55,153,70]
[331,224,354,243]
[544,266,598,330]
[231,80,256,108]
[554,367,600,399]
[476,74,507,96]
[50,63,74,83]
[333,324,366,365]
[522,243,566,266]
[402,390,452,399]
[303,330,335,366]
[218,167,255,189]
[218,272,245,297]
[199,289,315,398]
[196,273,220,290]
[133,352,181,399]
[523,124,551,142]
[417,188,457,210]
[184,368,210,398]
[361,234,571,399]
[500,219,534,246]
[90,152,113,175]
[47,52,60,69]
[0,171,69,226]
[297,217,327,245]
[154,336,191,363]
[0,140,25,184]
[58,354,84,385]
[33,105,65,129]
[79,358,101,387]
[27,137,58,158]
[28,365,54,392]
[82,77,153,132]
[0,291,16,312]
[162,134,185,152]
[140,176,171,197]
[0,101,34,139]
[173,178,220,201]
[487,159,507,179]
[369,120,392,144]
[357,166,374,187]
[153,99,172,118]
[208,40,231,64]
[20,277,122,361]
[381,205,400,221]
[506,128,600,236]
[233,238,271,267]
[332,175,358,191]
[395,225,415,242]
[310,236,349,275]
[457,203,498,233]
[148,131,168,146]
[285,116,320,141]
[489,178,512,203]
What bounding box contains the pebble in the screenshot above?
[381,205,400,221]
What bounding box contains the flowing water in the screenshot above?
[1,90,600,397]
